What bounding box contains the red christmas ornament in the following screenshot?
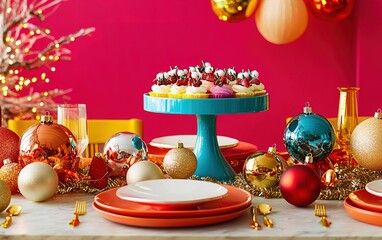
[0,159,22,194]
[89,153,109,189]
[305,0,354,21]
[0,127,20,167]
[279,165,321,207]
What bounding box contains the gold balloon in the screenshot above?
[243,151,283,188]
[163,142,197,179]
[350,115,382,171]
[0,180,11,212]
[255,0,308,44]
[211,0,259,22]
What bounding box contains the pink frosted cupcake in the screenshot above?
[210,69,234,98]
[210,84,234,98]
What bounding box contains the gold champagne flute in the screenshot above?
[57,104,89,158]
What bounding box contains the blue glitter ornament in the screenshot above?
[284,103,335,162]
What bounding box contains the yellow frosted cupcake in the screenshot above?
[183,72,209,98]
[232,85,255,98]
[250,70,266,96]
[149,72,171,98]
[168,85,187,98]
[233,70,258,98]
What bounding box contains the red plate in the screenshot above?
[344,197,382,227]
[348,189,382,213]
[93,201,250,228]
[94,184,252,218]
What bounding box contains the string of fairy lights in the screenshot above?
[0,0,94,122]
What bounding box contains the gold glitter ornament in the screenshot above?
[0,159,22,194]
[0,180,11,213]
[243,145,283,188]
[350,110,382,171]
[163,141,197,179]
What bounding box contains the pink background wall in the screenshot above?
[29,0,381,151]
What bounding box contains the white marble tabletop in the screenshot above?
[1,191,381,240]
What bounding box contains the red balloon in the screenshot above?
[0,127,20,167]
[305,0,354,21]
[280,165,321,207]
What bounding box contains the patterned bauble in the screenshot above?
[18,162,59,202]
[104,132,147,178]
[350,110,382,171]
[0,127,20,167]
[18,113,78,183]
[211,0,258,23]
[284,103,335,163]
[0,179,11,212]
[126,160,164,184]
[163,142,197,179]
[279,165,321,207]
[243,145,283,188]
[0,159,22,194]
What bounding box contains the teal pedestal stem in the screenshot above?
[193,114,235,181]
[143,93,269,182]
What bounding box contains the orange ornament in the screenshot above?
[18,113,78,182]
[0,159,22,194]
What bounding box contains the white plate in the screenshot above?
[116,179,228,209]
[150,135,239,149]
[366,180,382,197]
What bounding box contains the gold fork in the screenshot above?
[314,204,331,227]
[250,206,262,230]
[69,201,87,227]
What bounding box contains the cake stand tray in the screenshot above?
[143,93,269,182]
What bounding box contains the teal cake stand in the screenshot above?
[143,93,269,182]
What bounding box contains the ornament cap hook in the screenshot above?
[3,158,11,166]
[305,153,313,163]
[177,140,184,148]
[303,102,312,114]
[268,144,277,154]
[41,111,53,124]
[374,109,382,119]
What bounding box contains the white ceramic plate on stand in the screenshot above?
[116,179,228,209]
[150,135,239,149]
[366,180,382,197]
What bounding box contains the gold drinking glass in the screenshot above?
[336,87,359,167]
[57,104,89,158]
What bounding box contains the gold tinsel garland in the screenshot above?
[235,166,382,200]
[57,166,382,200]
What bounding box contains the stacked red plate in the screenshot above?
[93,179,252,228]
[344,179,382,226]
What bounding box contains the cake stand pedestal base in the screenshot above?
[194,115,236,182]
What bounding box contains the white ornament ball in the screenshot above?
[126,161,164,184]
[18,162,59,202]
